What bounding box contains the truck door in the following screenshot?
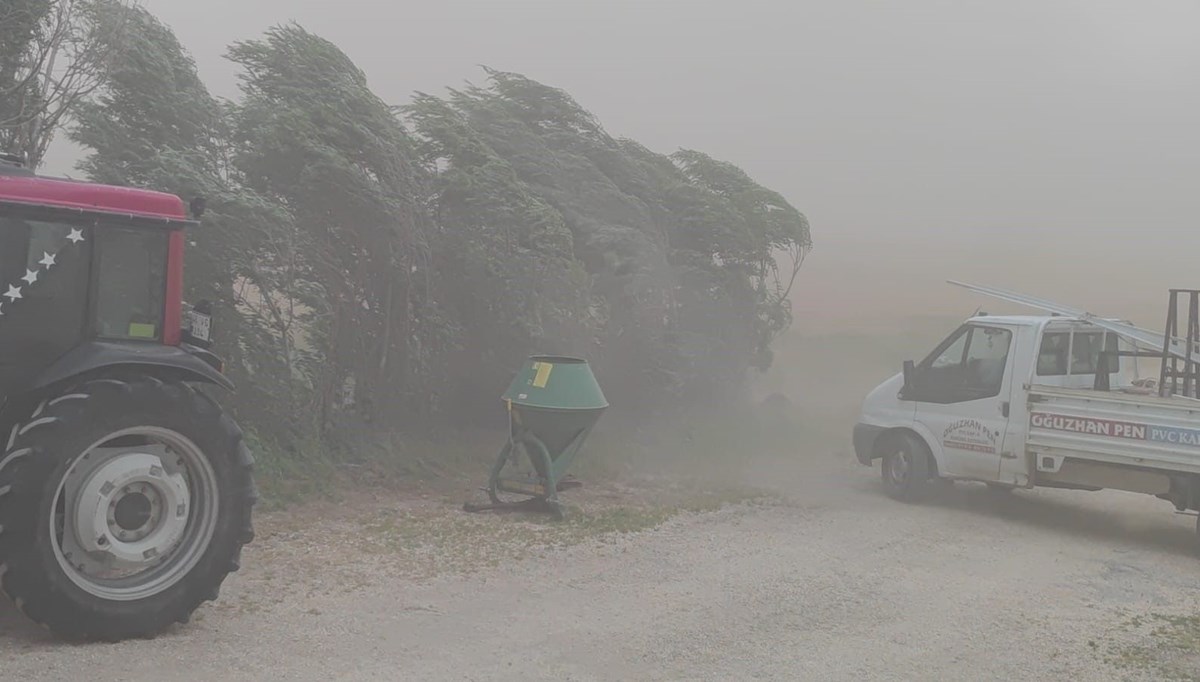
[909,323,1016,481]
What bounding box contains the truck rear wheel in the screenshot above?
[880,433,931,502]
[0,377,256,640]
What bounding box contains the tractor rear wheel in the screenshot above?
[0,376,256,640]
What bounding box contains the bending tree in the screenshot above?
[0,0,131,168]
[227,24,447,431]
[408,68,812,414]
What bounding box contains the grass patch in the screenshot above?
[244,431,339,510]
[1107,613,1200,680]
[554,487,773,537]
[353,487,773,580]
[246,427,500,509]
[246,399,814,511]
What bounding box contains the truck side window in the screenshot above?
[964,327,1011,396]
[1103,333,1119,372]
[929,328,970,369]
[1071,332,1118,374]
[1038,332,1070,376]
[918,325,1011,403]
[1038,330,1118,377]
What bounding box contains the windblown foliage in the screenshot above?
[51,8,812,448]
[408,69,811,414]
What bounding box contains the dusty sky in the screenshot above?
[44,0,1200,332]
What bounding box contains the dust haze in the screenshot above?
[45,0,1200,425]
[46,0,1199,321]
[10,1,1200,678]
[31,0,1199,540]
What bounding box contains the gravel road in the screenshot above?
[3,456,1200,681]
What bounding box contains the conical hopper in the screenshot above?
[501,355,607,478]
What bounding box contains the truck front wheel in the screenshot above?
[0,376,256,640]
[880,433,932,502]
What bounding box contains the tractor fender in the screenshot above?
[31,340,234,393]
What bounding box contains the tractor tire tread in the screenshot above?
[0,375,255,641]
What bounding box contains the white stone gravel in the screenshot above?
[1,457,1198,681]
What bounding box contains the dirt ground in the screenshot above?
[2,451,1200,681]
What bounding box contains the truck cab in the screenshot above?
[855,315,1136,490]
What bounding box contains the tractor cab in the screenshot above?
[0,160,219,401]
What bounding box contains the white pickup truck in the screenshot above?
[854,296,1200,538]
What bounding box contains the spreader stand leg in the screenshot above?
[462,435,566,520]
[485,441,514,505]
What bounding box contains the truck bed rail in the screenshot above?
[1027,384,1200,475]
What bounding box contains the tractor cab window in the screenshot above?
[0,214,92,392]
[0,216,90,309]
[93,227,168,341]
[1,220,71,280]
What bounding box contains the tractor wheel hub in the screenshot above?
[73,450,190,567]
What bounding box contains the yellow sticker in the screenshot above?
[128,323,157,339]
[532,361,553,388]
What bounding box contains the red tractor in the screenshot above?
[0,154,255,640]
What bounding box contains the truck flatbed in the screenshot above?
[1027,383,1200,477]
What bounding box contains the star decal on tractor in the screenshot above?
[0,227,84,320]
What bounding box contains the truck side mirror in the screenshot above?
[902,360,916,395]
